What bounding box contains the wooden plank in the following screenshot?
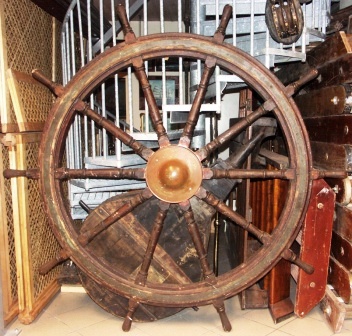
[310,141,352,171]
[331,230,352,272]
[304,115,352,144]
[0,134,19,325]
[295,85,350,118]
[258,149,289,169]
[328,256,352,304]
[7,69,53,132]
[4,132,61,324]
[327,5,352,33]
[307,53,352,91]
[321,285,346,333]
[0,0,11,133]
[275,32,352,87]
[334,203,352,242]
[295,179,335,317]
[7,69,26,132]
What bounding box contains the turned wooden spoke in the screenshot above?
[213,299,232,332]
[203,168,295,180]
[32,68,154,161]
[116,4,169,147]
[196,104,272,161]
[78,188,153,246]
[180,201,216,284]
[196,187,271,245]
[133,58,170,148]
[179,58,216,147]
[74,101,153,161]
[135,203,169,286]
[179,5,232,148]
[54,167,145,180]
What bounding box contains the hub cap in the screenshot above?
[145,145,203,203]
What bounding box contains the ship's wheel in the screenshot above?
[35,5,313,332]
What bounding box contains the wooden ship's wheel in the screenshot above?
[32,5,316,332]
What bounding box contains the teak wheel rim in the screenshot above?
[39,33,312,307]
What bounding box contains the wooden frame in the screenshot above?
[1,133,61,325]
[7,69,54,132]
[0,134,19,326]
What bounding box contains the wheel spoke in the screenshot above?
[196,104,272,161]
[133,57,170,147]
[54,167,145,180]
[179,57,216,148]
[179,6,232,148]
[135,202,169,286]
[78,188,153,246]
[203,168,295,180]
[74,101,153,161]
[116,4,169,148]
[180,201,216,284]
[196,187,271,245]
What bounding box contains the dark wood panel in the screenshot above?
[304,115,352,144]
[310,141,352,171]
[331,230,352,271]
[30,0,111,38]
[334,203,352,241]
[295,85,349,118]
[275,32,352,88]
[30,0,70,22]
[328,256,352,304]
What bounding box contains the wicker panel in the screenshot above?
[0,133,61,325]
[0,0,61,133]
[13,133,61,324]
[27,142,60,298]
[7,70,54,132]
[0,134,19,325]
[3,0,52,74]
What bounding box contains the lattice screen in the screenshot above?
[0,137,19,326]
[7,70,55,132]
[13,133,61,324]
[0,0,61,132]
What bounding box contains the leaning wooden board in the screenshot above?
[294,179,335,317]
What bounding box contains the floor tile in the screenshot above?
[266,330,293,336]
[76,317,152,336]
[134,313,211,336]
[54,302,112,331]
[242,307,295,329]
[302,304,325,322]
[278,316,334,336]
[44,292,93,317]
[341,318,352,332]
[8,317,73,336]
[7,291,352,336]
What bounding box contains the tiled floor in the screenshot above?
[6,287,352,336]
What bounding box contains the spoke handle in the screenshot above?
[213,300,232,332]
[286,69,318,96]
[3,168,39,179]
[38,249,69,275]
[282,249,314,274]
[215,5,232,38]
[122,299,139,332]
[116,4,136,43]
[32,69,64,97]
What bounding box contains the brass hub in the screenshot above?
[145,145,203,203]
